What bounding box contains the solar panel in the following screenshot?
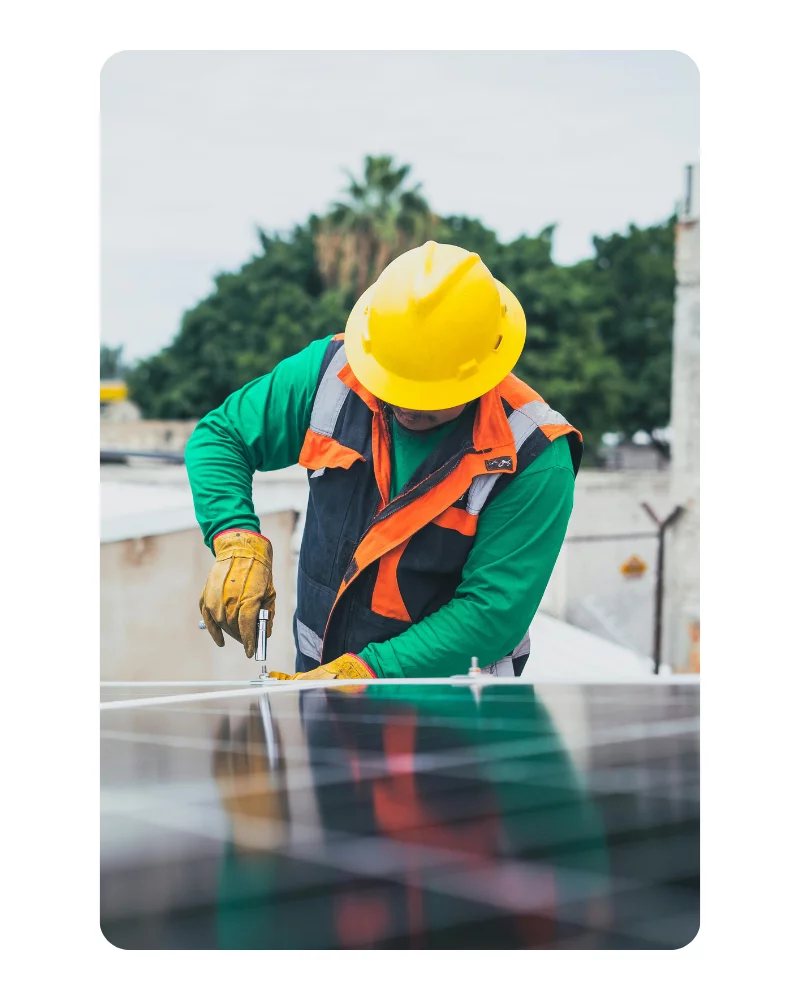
[100,680,699,949]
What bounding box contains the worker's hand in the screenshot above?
[269,653,376,681]
[199,529,276,657]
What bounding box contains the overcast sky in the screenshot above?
[101,50,698,361]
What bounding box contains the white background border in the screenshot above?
[4,0,798,994]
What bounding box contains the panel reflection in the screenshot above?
[101,683,699,949]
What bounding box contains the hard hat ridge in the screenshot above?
[345,240,526,409]
[411,242,482,316]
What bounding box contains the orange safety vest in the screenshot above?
[293,336,582,674]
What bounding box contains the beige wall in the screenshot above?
[666,198,700,672]
[539,469,672,660]
[100,456,689,674]
[100,420,196,452]
[100,510,297,682]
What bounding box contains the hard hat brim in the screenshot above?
[344,279,527,410]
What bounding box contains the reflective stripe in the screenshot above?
[466,401,568,515]
[481,632,531,677]
[518,399,567,430]
[481,656,515,678]
[482,633,530,677]
[512,631,531,660]
[465,472,499,515]
[309,345,350,437]
[296,618,323,663]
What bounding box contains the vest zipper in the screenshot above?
[322,408,477,657]
[370,447,472,527]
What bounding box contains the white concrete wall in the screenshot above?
[100,419,196,452]
[100,463,309,681]
[665,165,700,672]
[100,510,298,682]
[541,166,701,669]
[100,399,142,422]
[100,461,678,677]
[540,470,672,659]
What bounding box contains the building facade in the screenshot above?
[665,164,700,672]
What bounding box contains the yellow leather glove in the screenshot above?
[199,529,276,658]
[269,653,376,681]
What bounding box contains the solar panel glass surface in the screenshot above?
[100,681,699,949]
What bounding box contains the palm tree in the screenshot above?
[314,155,436,296]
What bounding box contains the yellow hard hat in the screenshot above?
[344,241,526,410]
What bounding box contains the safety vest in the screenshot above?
[293,336,582,675]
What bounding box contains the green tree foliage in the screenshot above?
[100,344,126,380]
[582,220,676,439]
[314,155,436,296]
[127,155,675,459]
[127,226,351,418]
[436,217,625,456]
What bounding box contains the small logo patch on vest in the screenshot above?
[485,456,513,471]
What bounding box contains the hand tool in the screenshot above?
[198,606,274,683]
[254,608,271,682]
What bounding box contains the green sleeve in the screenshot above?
[185,336,332,549]
[360,435,575,678]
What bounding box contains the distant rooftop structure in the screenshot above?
[100,381,141,421]
[100,380,128,403]
[666,161,700,673]
[100,463,308,543]
[99,461,678,684]
[680,162,700,222]
[599,440,669,472]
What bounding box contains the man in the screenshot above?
[186,241,582,681]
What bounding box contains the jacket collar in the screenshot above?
[337,362,517,467]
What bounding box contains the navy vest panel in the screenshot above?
[293,338,581,675]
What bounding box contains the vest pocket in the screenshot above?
[344,599,414,655]
[303,464,364,589]
[295,567,337,669]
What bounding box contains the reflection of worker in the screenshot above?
[300,685,611,948]
[187,241,582,678]
[212,684,611,949]
[212,698,292,949]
